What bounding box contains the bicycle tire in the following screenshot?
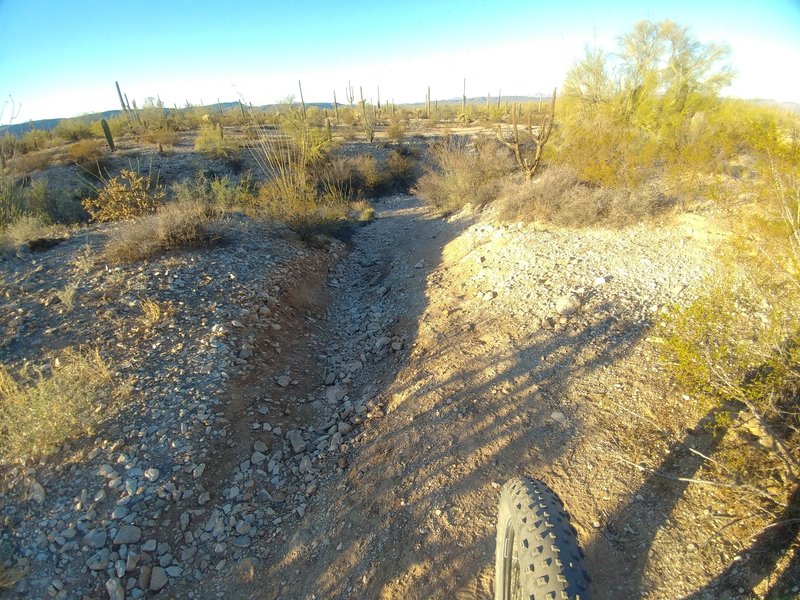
[495,476,591,600]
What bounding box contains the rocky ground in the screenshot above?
[2,180,796,600]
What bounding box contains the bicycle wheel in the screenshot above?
[495,476,591,600]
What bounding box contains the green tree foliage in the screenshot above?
[559,20,733,186]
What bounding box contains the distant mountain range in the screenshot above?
[1,97,797,137]
[0,101,333,136]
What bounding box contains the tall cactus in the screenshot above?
[115,82,128,114]
[100,119,115,152]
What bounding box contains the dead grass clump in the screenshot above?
[386,121,405,141]
[414,136,515,213]
[66,139,104,170]
[0,216,67,254]
[350,199,375,222]
[103,199,224,263]
[55,282,78,311]
[0,348,117,465]
[139,297,171,327]
[498,164,675,227]
[82,168,165,222]
[11,150,54,174]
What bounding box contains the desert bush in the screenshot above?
[12,150,55,174]
[305,106,327,128]
[386,121,405,141]
[54,118,95,142]
[21,128,49,153]
[143,127,179,150]
[82,168,165,222]
[171,171,257,210]
[103,199,224,263]
[251,114,351,239]
[89,115,127,139]
[0,134,20,167]
[0,216,64,254]
[195,124,240,159]
[324,148,418,200]
[1,176,80,244]
[558,20,733,187]
[661,139,800,514]
[414,135,515,212]
[661,276,799,494]
[0,347,120,464]
[347,155,381,195]
[385,148,418,192]
[21,179,84,224]
[0,174,24,226]
[66,139,104,170]
[498,165,675,226]
[557,109,660,187]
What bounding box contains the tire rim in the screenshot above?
[502,520,523,600]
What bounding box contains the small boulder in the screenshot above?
[113,525,141,546]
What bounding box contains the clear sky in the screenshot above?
[1,0,799,122]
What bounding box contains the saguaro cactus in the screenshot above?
[100,119,115,152]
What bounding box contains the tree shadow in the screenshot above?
[583,362,800,599]
[244,197,654,599]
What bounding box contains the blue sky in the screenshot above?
[1,0,799,122]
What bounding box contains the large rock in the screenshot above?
[105,577,125,600]
[87,548,110,570]
[287,430,305,454]
[113,525,142,545]
[83,529,107,549]
[326,385,345,405]
[149,566,168,592]
[28,479,46,503]
[555,294,582,316]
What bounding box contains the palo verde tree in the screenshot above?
[560,20,733,185]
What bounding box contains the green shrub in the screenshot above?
[82,168,165,222]
[54,118,95,142]
[21,129,49,153]
[661,146,800,506]
[0,176,81,251]
[195,124,240,159]
[557,20,734,188]
[171,172,257,210]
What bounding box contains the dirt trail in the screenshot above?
[197,194,743,600]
